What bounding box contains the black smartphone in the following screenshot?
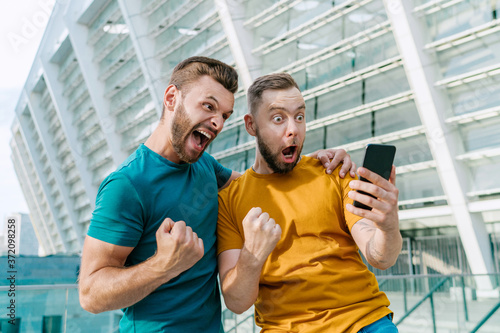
[353,144,396,210]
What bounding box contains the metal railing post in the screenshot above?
[470,300,500,333]
[429,293,436,333]
[395,277,449,327]
[461,275,469,322]
[403,278,408,313]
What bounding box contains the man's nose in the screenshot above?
[211,114,224,131]
[286,120,298,137]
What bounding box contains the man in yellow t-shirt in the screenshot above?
[217,73,402,333]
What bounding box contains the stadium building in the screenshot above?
[10,0,500,284]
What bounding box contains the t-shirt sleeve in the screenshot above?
[340,173,363,232]
[217,189,244,256]
[87,172,144,247]
[204,153,232,189]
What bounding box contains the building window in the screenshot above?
[42,315,62,333]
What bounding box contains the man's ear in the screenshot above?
[163,84,178,112]
[244,113,257,137]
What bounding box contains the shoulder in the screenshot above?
[300,155,322,169]
[218,169,249,198]
[97,147,146,192]
[115,146,145,177]
[298,155,355,185]
[297,155,329,177]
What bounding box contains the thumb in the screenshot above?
[161,218,175,233]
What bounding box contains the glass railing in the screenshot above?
[0,284,120,332]
[2,274,499,332]
[222,274,500,333]
[383,274,500,333]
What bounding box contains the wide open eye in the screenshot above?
[273,115,283,123]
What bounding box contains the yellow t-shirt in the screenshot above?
[217,156,392,333]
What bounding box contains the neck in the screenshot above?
[251,149,277,175]
[144,121,181,163]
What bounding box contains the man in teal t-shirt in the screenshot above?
[79,57,240,332]
[88,146,231,331]
[78,57,354,332]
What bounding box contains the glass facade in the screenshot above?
[7,1,500,332]
[9,0,500,282]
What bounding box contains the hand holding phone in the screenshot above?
[353,144,396,210]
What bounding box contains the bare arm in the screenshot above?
[218,208,281,314]
[79,218,204,313]
[346,166,402,270]
[308,148,356,177]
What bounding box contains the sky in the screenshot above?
[0,0,56,225]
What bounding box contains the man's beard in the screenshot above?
[256,129,302,174]
[171,102,205,163]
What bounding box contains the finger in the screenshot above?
[346,203,380,221]
[327,150,345,175]
[171,220,186,240]
[318,153,331,170]
[162,218,175,232]
[258,212,270,224]
[265,217,276,229]
[389,165,397,185]
[349,180,386,202]
[350,162,357,178]
[348,189,379,211]
[157,219,174,239]
[338,157,352,178]
[357,167,387,188]
[246,207,263,220]
[198,237,204,254]
[273,223,282,237]
[185,226,194,244]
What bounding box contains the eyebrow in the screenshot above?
[207,95,219,107]
[268,104,306,112]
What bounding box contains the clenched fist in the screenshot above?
[153,218,204,281]
[242,207,281,265]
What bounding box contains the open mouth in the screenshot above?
[282,145,297,163]
[192,129,212,150]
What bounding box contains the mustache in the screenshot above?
[192,124,218,137]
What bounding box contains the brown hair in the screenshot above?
[162,56,239,118]
[247,72,300,116]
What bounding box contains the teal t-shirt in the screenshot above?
[87,144,231,332]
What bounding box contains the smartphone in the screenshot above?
[353,144,396,210]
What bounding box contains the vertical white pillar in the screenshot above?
[63,5,128,165]
[384,0,495,291]
[26,84,84,249]
[17,91,69,253]
[118,0,164,116]
[215,0,260,92]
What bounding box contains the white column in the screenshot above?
[384,0,495,291]
[62,8,128,165]
[39,58,98,207]
[10,125,56,255]
[26,83,84,249]
[215,0,260,91]
[16,91,69,253]
[118,0,163,116]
